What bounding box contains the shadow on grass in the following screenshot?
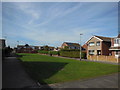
[22,61,68,89]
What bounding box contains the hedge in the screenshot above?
[50,51,59,55]
[38,50,59,55]
[60,50,86,58]
[38,50,86,58]
[38,50,49,54]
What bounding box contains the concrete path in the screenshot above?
[2,57,39,88]
[43,73,118,88]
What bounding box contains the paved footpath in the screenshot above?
[2,57,39,88]
[42,73,119,88]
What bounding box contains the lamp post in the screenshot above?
[17,41,19,46]
[80,34,83,61]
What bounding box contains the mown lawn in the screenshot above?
[17,53,119,85]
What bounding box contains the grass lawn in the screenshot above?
[17,53,119,85]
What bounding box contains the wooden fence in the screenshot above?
[87,55,119,63]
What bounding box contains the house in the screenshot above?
[109,34,120,59]
[16,44,40,53]
[53,47,61,51]
[40,45,55,51]
[61,42,80,50]
[0,39,6,49]
[82,43,87,53]
[86,35,111,56]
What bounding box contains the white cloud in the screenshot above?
[34,3,82,27]
[13,3,41,25]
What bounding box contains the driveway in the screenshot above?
[2,57,39,88]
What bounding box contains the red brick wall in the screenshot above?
[82,44,87,53]
[111,38,114,46]
[112,51,115,56]
[101,42,111,55]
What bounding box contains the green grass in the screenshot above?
[17,53,119,85]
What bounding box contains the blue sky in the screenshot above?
[2,2,118,48]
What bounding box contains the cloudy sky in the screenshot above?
[2,2,118,47]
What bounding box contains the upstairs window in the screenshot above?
[114,38,120,44]
[96,41,100,46]
[89,42,95,46]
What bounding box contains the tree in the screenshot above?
[44,45,49,51]
[64,46,69,49]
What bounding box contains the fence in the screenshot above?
[87,55,119,63]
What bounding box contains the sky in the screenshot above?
[2,2,118,48]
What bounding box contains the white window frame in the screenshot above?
[89,42,95,46]
[96,41,100,46]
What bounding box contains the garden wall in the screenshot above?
[87,55,119,63]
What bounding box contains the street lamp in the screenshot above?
[80,34,83,61]
[17,41,19,46]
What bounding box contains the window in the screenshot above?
[96,41,100,46]
[114,38,120,44]
[89,50,94,55]
[89,42,95,46]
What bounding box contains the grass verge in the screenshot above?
[17,53,119,85]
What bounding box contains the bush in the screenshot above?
[60,50,86,58]
[38,50,60,55]
[50,51,59,55]
[38,50,49,54]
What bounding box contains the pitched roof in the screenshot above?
[64,42,80,47]
[94,35,111,42]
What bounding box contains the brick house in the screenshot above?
[17,44,40,53]
[86,35,111,57]
[61,42,80,50]
[109,34,120,59]
[40,45,55,51]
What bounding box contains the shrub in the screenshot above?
[60,50,86,58]
[38,50,49,54]
[50,51,59,55]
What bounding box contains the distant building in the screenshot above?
[40,45,55,51]
[61,42,80,50]
[16,44,40,53]
[0,39,6,49]
[53,47,61,51]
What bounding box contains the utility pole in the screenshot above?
[80,34,83,61]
